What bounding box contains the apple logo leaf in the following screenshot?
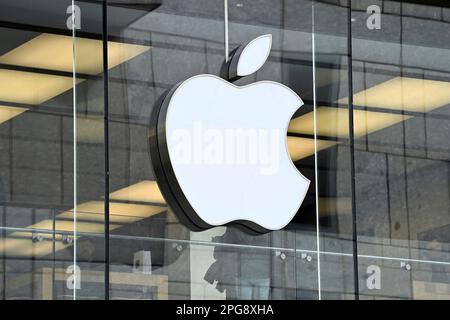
[228,34,272,80]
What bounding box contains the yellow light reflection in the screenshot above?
[58,201,166,222]
[110,180,166,204]
[58,211,141,224]
[0,33,150,75]
[0,33,150,123]
[0,196,166,257]
[0,105,27,124]
[287,137,336,161]
[0,69,77,105]
[29,219,118,234]
[339,77,450,112]
[288,107,411,138]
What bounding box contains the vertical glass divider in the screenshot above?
[71,0,78,301]
[311,0,322,300]
[346,0,359,300]
[102,0,110,301]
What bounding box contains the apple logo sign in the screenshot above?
[150,34,310,234]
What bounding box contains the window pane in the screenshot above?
[351,0,450,299]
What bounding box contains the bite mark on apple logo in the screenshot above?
[150,34,310,234]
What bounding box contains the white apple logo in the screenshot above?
[150,34,310,233]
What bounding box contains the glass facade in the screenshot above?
[0,0,449,300]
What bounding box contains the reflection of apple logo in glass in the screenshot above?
[150,34,310,234]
